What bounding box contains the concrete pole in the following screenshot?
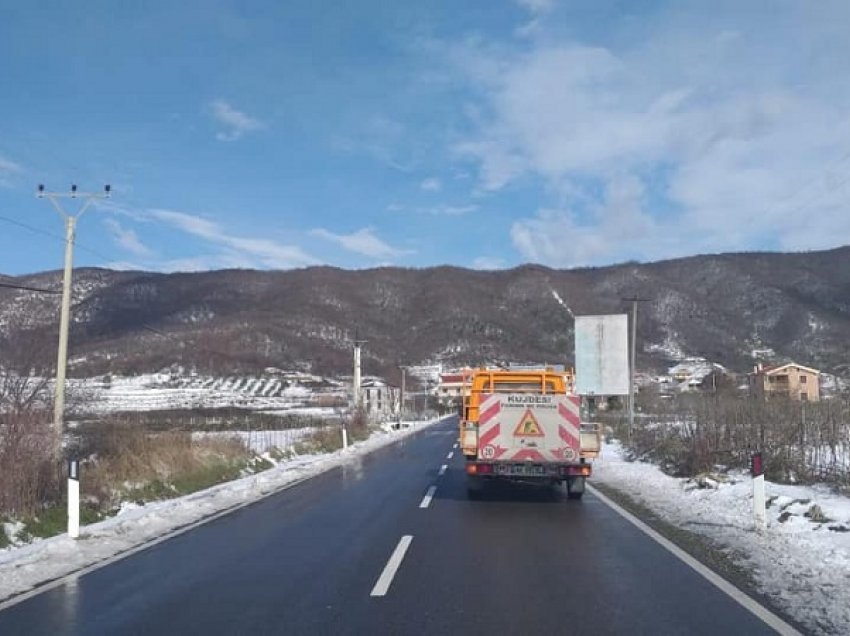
[629,299,637,442]
[353,343,362,409]
[38,186,109,454]
[400,367,406,421]
[53,215,76,445]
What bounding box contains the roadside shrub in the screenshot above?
[82,424,251,507]
[0,411,62,517]
[619,394,850,489]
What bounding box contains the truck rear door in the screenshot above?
[477,393,581,463]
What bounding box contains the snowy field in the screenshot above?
[594,441,850,635]
[0,417,447,605]
[66,372,346,415]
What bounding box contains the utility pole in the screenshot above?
[37,184,110,452]
[621,295,650,442]
[399,365,408,423]
[352,338,366,410]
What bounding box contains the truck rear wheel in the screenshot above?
[467,475,485,500]
[566,476,585,500]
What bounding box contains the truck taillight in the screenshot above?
[561,465,592,477]
[466,463,493,475]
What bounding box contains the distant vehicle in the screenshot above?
[459,368,601,499]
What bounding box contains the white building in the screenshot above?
[361,378,400,419]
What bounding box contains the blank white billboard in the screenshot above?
[574,314,629,396]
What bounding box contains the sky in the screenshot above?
[1,0,850,275]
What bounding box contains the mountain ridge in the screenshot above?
[2,246,849,378]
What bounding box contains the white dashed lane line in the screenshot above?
[370,535,413,597]
[438,464,447,476]
[453,442,458,449]
[446,451,454,460]
[419,485,437,509]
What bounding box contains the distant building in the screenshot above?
[749,363,820,402]
[434,369,473,406]
[361,378,399,418]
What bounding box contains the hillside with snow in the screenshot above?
[3,247,850,377]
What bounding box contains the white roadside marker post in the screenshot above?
[342,425,349,450]
[68,459,80,539]
[750,452,766,532]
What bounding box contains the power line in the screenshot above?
[0,213,116,262]
[0,280,60,294]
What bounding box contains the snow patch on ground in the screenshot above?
[0,416,447,604]
[66,373,346,414]
[595,441,850,635]
[549,289,574,317]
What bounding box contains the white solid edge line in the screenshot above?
[0,417,455,613]
[438,464,448,476]
[419,485,437,509]
[446,451,454,459]
[370,535,413,597]
[587,484,801,636]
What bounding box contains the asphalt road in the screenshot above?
[0,416,788,635]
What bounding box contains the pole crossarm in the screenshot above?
[38,186,110,220]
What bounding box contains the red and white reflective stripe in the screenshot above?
[478,422,501,449]
[478,396,502,426]
[511,448,545,462]
[477,394,506,458]
[557,398,581,450]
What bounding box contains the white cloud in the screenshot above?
[151,209,223,240]
[511,174,667,266]
[515,0,555,14]
[0,156,21,174]
[422,204,478,216]
[311,227,413,260]
[450,5,850,265]
[420,177,442,191]
[0,155,22,187]
[150,209,316,269]
[472,256,505,270]
[209,99,265,141]
[103,219,154,258]
[331,115,420,172]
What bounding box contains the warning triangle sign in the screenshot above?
[513,408,544,437]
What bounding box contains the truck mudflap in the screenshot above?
[465,462,591,478]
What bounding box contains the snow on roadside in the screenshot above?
[594,440,850,635]
[0,416,449,604]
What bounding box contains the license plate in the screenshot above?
[495,464,545,476]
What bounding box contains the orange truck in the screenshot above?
[459,368,601,499]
